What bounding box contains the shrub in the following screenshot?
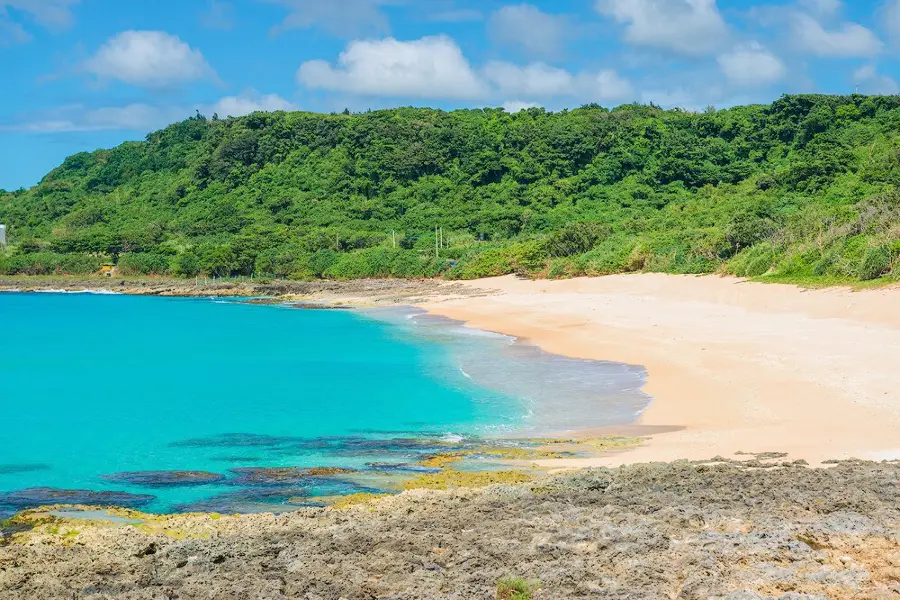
[308,249,338,277]
[727,242,777,277]
[724,211,774,255]
[171,251,201,277]
[0,252,101,275]
[545,222,611,258]
[117,253,171,275]
[859,246,891,280]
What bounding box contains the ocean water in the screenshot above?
[0,293,648,516]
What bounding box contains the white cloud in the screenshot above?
[883,0,900,42]
[262,0,393,38]
[428,9,483,23]
[484,62,574,97]
[717,43,786,87]
[298,36,487,99]
[0,0,78,44]
[488,4,568,59]
[4,103,187,133]
[582,69,634,101]
[853,64,899,94]
[1,0,79,29]
[797,0,842,16]
[0,15,29,44]
[640,88,702,110]
[594,0,728,56]
[502,101,541,112]
[84,30,215,88]
[484,61,633,102]
[3,91,296,133]
[791,14,882,57]
[200,0,234,30]
[210,91,297,118]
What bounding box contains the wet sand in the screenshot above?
[421,274,900,467]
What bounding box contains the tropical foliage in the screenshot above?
[2,94,900,282]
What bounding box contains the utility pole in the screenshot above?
[392,230,396,248]
[0,224,6,249]
[440,227,443,249]
[435,225,439,259]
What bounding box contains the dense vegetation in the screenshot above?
[2,94,900,283]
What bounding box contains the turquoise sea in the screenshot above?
[0,293,648,516]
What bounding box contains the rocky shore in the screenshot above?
[0,276,482,305]
[3,458,900,599]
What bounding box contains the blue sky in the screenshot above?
[1,0,899,190]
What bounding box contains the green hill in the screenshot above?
[2,94,899,282]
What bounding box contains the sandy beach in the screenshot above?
[421,274,900,467]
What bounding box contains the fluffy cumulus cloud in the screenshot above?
[790,13,883,57]
[853,65,899,95]
[488,3,568,59]
[4,91,295,133]
[502,101,541,113]
[594,0,729,56]
[262,0,392,38]
[298,35,634,106]
[210,91,297,118]
[298,36,487,99]
[0,0,78,44]
[84,30,216,88]
[717,43,786,87]
[483,62,574,97]
[484,61,633,102]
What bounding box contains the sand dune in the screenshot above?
[422,274,900,467]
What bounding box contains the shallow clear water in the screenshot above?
[0,293,648,516]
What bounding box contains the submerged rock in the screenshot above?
[365,462,442,474]
[226,467,356,486]
[170,433,303,448]
[172,488,322,513]
[208,455,265,463]
[101,471,227,488]
[0,464,50,475]
[0,487,155,510]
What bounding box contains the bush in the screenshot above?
[859,246,891,280]
[727,242,777,277]
[308,249,338,277]
[0,252,101,275]
[171,251,201,277]
[117,253,171,275]
[545,222,610,258]
[724,211,774,255]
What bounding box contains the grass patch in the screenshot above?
[328,493,390,510]
[404,469,533,491]
[750,273,899,290]
[497,577,540,600]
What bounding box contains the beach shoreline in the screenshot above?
[419,274,900,468]
[5,273,900,468]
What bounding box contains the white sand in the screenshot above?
[421,274,900,467]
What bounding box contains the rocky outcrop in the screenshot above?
[3,459,900,599]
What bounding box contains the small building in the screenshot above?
[100,265,116,278]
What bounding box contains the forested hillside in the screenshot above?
[2,94,900,282]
